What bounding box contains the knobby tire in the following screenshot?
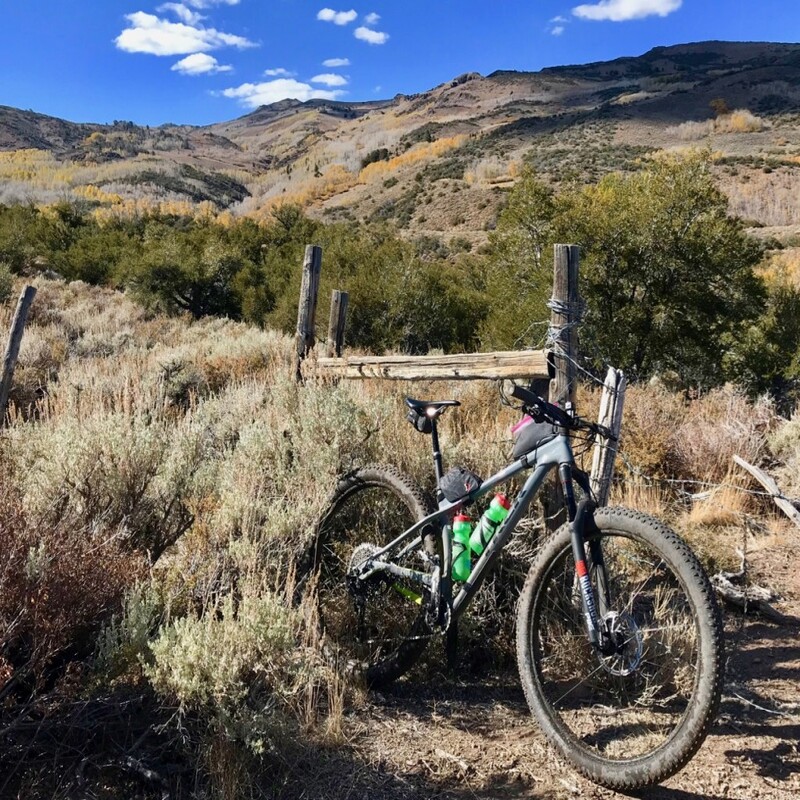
[516,506,724,790]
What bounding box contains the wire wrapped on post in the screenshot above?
[545,297,586,350]
[545,264,586,405]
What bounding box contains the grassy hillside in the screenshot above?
[2,41,800,245]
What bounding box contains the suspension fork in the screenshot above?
[560,466,610,649]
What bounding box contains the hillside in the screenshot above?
[2,41,800,240]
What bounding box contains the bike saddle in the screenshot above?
[405,398,461,415]
[405,398,460,434]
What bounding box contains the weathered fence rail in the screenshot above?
[303,349,549,382]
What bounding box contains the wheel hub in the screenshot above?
[599,611,644,676]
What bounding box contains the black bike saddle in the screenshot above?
[405,398,461,414]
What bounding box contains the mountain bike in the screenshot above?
[307,383,724,790]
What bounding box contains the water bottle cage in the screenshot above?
[473,520,496,552]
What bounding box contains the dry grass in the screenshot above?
[666,109,767,142]
[0,276,791,795]
[610,481,670,518]
[687,481,749,527]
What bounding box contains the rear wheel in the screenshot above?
[516,507,723,790]
[310,465,437,688]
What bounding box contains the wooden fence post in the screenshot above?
[548,244,580,409]
[0,285,37,426]
[541,245,581,530]
[326,290,349,358]
[293,245,322,382]
[589,367,627,506]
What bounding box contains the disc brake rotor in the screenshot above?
[599,611,644,676]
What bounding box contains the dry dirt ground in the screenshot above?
[283,535,800,800]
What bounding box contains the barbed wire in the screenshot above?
[616,474,798,504]
[519,297,625,397]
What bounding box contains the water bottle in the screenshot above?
[470,494,511,557]
[451,514,473,582]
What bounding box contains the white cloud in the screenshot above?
[222,78,345,108]
[354,26,388,44]
[323,57,350,67]
[550,15,569,22]
[158,3,205,25]
[115,11,256,55]
[551,25,565,35]
[311,73,348,86]
[317,8,358,25]
[264,67,293,76]
[364,11,380,25]
[572,0,681,21]
[172,52,232,74]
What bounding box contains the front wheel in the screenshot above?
[516,506,724,790]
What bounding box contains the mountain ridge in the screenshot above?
[2,40,799,238]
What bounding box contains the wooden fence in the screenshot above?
[0,285,36,427]
[0,249,625,502]
[293,243,626,504]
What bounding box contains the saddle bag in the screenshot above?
[406,407,433,434]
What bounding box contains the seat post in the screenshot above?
[430,418,445,501]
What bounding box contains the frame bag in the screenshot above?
[440,466,482,502]
[511,415,557,459]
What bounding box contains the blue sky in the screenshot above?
[1,1,797,126]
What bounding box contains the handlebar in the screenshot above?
[509,384,616,441]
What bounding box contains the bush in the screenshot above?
[0,452,143,690]
[144,592,317,752]
[0,261,12,304]
[482,155,766,387]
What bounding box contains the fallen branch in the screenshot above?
[733,454,800,529]
[711,548,791,624]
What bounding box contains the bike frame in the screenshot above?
[355,430,607,643]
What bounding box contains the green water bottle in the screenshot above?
[451,514,473,582]
[470,494,511,557]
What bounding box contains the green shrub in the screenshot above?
[144,591,320,755]
[0,261,12,304]
[482,155,765,388]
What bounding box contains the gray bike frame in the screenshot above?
[356,433,575,619]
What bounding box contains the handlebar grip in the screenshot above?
[509,384,540,407]
[510,384,573,427]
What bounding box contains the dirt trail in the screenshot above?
[285,539,800,800]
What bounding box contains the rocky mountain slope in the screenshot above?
[2,41,800,239]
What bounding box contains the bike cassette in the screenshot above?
[346,543,383,594]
